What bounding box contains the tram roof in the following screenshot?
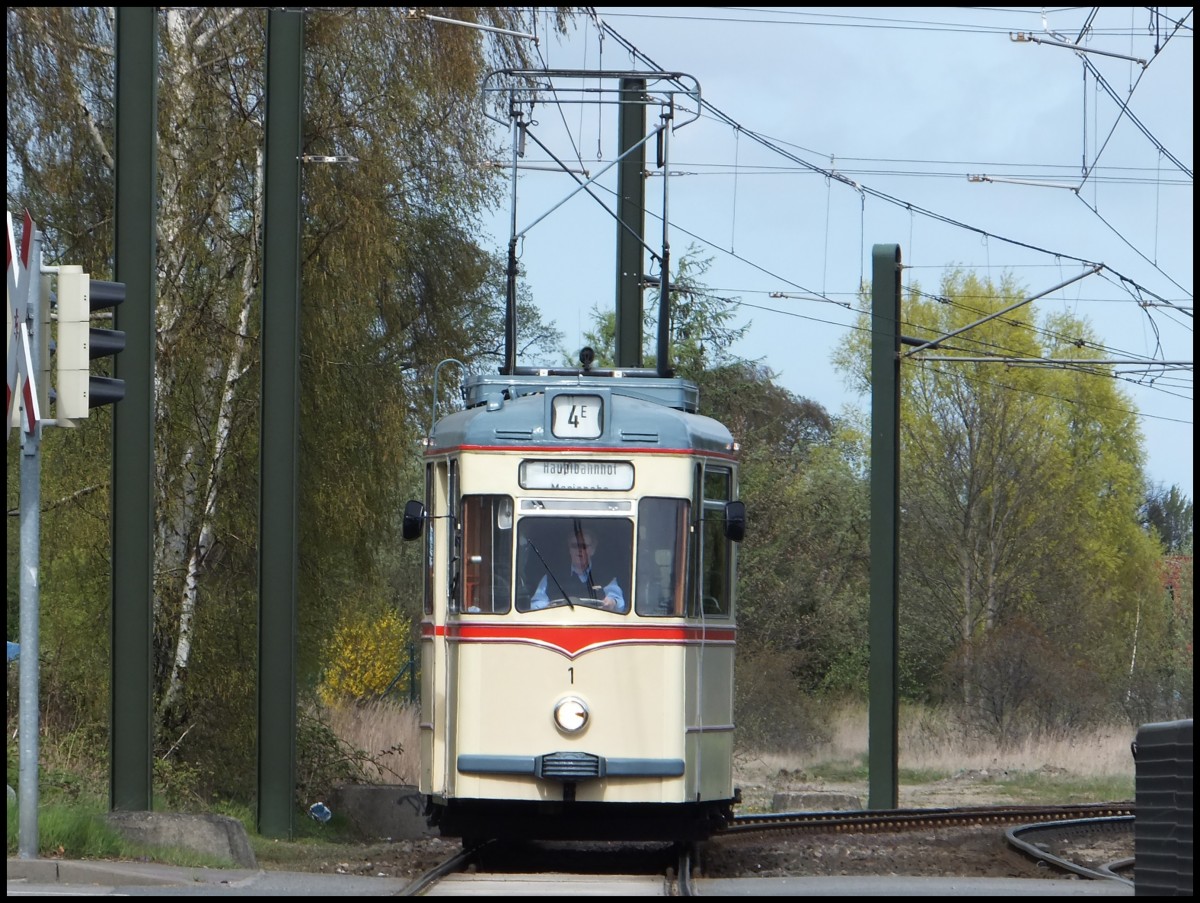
[427,372,737,456]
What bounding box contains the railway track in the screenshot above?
[1006,814,1135,885]
[399,838,687,896]
[717,802,1135,890]
[399,803,1136,895]
[399,843,482,896]
[726,801,1134,834]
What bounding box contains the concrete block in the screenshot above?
[329,784,433,839]
[106,811,257,868]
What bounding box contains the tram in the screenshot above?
[401,353,744,841]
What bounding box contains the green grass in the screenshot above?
[802,756,1132,804]
[249,828,384,870]
[7,793,389,870]
[806,754,869,783]
[988,771,1134,805]
[7,800,126,859]
[6,798,233,867]
[222,801,376,865]
[803,753,959,785]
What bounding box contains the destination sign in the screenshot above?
[519,459,634,491]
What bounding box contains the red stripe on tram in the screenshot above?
[421,621,735,659]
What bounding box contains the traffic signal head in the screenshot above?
[38,276,52,416]
[56,267,126,421]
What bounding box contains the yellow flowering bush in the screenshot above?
[318,608,412,705]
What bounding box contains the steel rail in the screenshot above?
[398,842,485,896]
[675,842,696,896]
[726,802,1133,835]
[1006,815,1135,886]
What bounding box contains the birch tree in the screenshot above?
[8,7,571,783]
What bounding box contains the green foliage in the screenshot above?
[660,251,752,379]
[835,269,1171,720]
[153,755,221,813]
[244,811,365,860]
[574,247,751,377]
[295,8,566,686]
[734,648,835,754]
[704,365,870,697]
[1122,547,1192,723]
[1142,483,1194,553]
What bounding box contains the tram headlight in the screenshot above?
[553,696,590,734]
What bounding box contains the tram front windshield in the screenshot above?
[458,496,689,616]
[516,517,632,612]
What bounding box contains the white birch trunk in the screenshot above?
[152,9,260,723]
[159,140,263,720]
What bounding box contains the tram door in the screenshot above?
[687,461,738,800]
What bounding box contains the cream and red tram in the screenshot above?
[403,365,744,842]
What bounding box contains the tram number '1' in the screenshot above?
[568,667,574,684]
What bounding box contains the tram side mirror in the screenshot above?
[723,500,746,542]
[402,500,426,541]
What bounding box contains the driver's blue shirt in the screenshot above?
[530,568,626,611]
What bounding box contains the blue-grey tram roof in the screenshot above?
[428,372,736,455]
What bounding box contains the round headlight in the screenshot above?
[553,696,589,733]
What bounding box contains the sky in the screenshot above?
[476,7,1193,502]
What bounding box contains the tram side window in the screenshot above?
[635,498,689,617]
[458,495,514,614]
[698,467,733,618]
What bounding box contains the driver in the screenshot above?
[530,528,626,612]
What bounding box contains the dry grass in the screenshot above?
[734,702,1137,808]
[325,698,421,785]
[818,702,1137,776]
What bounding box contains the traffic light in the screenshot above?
[38,276,52,416]
[56,266,126,421]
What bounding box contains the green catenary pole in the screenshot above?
[258,7,304,839]
[111,5,157,814]
[614,78,646,369]
[868,243,901,810]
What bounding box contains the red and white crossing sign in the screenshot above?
[7,209,41,436]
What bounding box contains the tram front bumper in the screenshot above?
[458,751,685,782]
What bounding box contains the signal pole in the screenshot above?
[12,217,45,859]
